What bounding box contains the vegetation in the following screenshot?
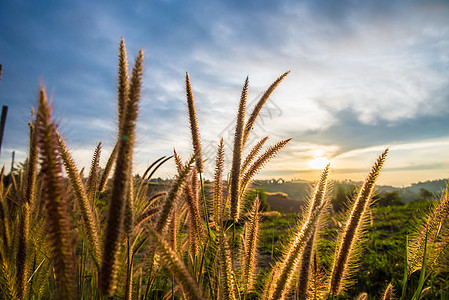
[0,39,448,300]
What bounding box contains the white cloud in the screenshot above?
[334,137,449,160]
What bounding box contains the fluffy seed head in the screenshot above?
[243,71,289,146]
[329,149,388,296]
[36,87,76,299]
[230,77,248,222]
[185,73,204,173]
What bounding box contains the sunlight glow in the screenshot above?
[309,156,330,170]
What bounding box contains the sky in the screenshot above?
[1,0,449,187]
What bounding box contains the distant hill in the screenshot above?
[254,178,448,208]
[143,178,448,214]
[265,192,306,213]
[396,179,448,202]
[403,179,448,194]
[252,180,312,201]
[376,179,448,202]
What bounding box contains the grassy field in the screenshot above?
[254,201,449,299]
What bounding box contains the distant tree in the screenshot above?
[245,188,270,212]
[413,188,433,202]
[331,183,353,212]
[373,191,404,207]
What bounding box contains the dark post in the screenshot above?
[7,150,15,186]
[0,106,8,158]
[10,151,15,174]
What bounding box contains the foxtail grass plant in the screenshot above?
[5,39,448,300]
[401,182,449,299]
[185,73,204,174]
[242,71,290,146]
[58,136,100,262]
[86,141,101,202]
[230,77,248,222]
[98,142,118,193]
[218,230,238,300]
[382,283,394,300]
[355,292,368,300]
[296,164,330,299]
[16,118,37,300]
[328,149,388,296]
[265,168,329,300]
[241,197,261,294]
[408,187,449,274]
[36,87,76,299]
[239,138,292,198]
[99,48,143,296]
[213,138,225,226]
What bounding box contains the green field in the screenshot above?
[254,200,449,299]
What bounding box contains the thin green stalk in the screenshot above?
[271,222,275,260]
[135,155,172,200]
[197,237,211,292]
[411,229,429,300]
[124,237,133,300]
[199,172,210,236]
[98,142,118,193]
[143,274,153,300]
[147,227,206,300]
[400,235,409,300]
[70,213,99,271]
[78,240,85,296]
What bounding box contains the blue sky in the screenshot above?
[1,0,449,187]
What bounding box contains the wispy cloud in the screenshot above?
[334,137,449,160]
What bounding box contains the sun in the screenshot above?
[309,156,330,170]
